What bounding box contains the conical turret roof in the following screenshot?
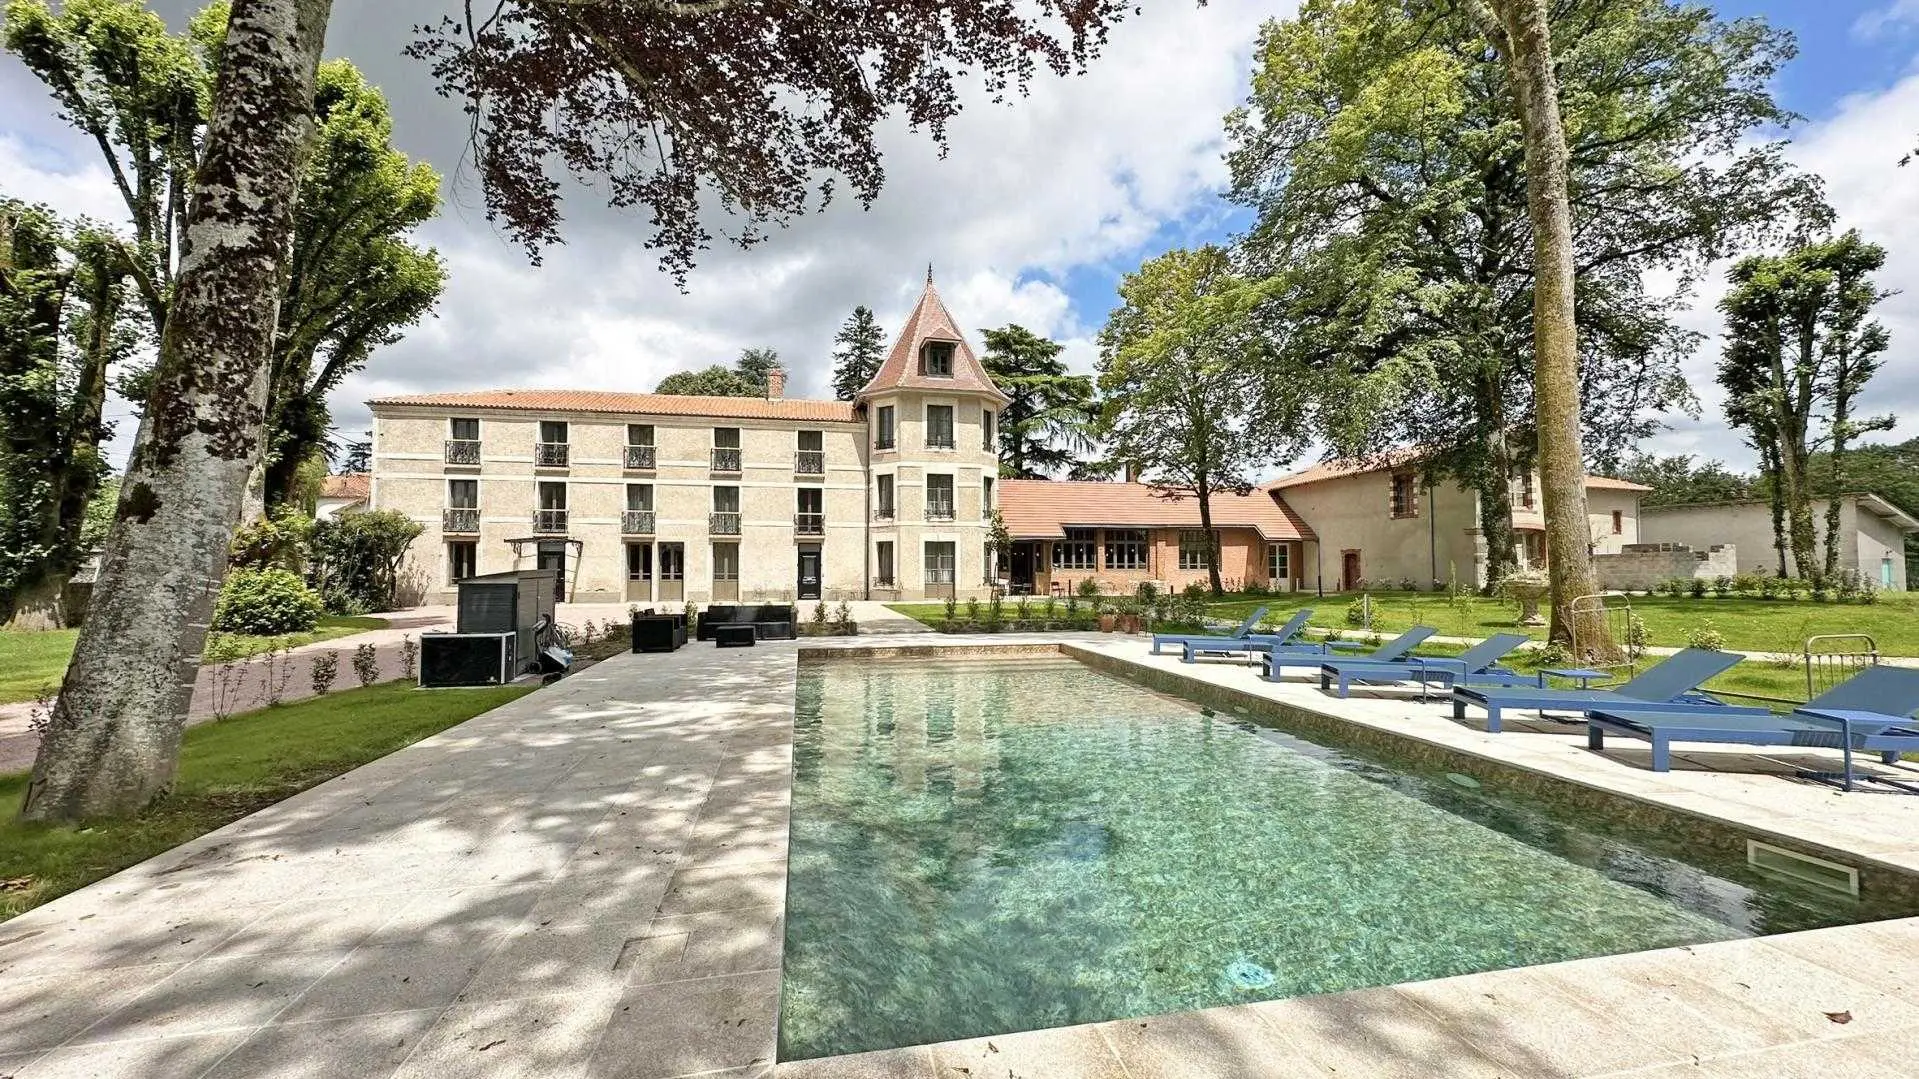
[856,270,1010,404]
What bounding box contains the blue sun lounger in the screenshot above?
[1318,633,1535,701]
[1151,605,1271,656]
[1263,626,1437,683]
[1450,647,1744,733]
[1587,665,1919,791]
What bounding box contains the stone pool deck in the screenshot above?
[1,632,1916,1078]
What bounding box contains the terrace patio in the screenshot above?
[1,632,1916,1078]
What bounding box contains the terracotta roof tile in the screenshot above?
[319,473,369,500]
[1267,457,1650,493]
[998,479,1315,542]
[856,274,1010,404]
[367,389,860,423]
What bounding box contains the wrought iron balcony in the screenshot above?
[925,501,955,522]
[874,436,896,450]
[623,444,656,469]
[711,447,742,472]
[442,507,480,533]
[794,450,825,475]
[444,439,481,465]
[873,507,896,523]
[534,442,570,467]
[533,509,568,533]
[709,511,742,535]
[795,512,824,536]
[925,435,955,450]
[622,510,655,535]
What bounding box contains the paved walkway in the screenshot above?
[3,631,1917,1077]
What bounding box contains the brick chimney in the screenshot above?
[765,365,786,400]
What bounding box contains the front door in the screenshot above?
[537,541,568,600]
[625,543,652,604]
[1009,542,1034,592]
[797,548,822,600]
[1341,550,1361,591]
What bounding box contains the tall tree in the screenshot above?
[830,306,886,400]
[6,1,445,510]
[0,202,130,628]
[1227,0,1822,597]
[978,324,1096,478]
[1717,231,1894,583]
[1610,453,1756,508]
[1097,247,1304,595]
[19,0,1142,823]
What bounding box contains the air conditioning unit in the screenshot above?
[419,632,516,687]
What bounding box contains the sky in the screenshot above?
[5,0,1919,477]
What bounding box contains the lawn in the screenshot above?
[889,591,1919,658]
[0,616,386,706]
[0,679,533,920]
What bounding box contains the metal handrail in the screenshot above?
[533,509,568,533]
[622,510,656,535]
[794,450,825,474]
[534,442,569,467]
[709,511,741,534]
[442,507,480,533]
[925,502,955,521]
[795,512,824,535]
[711,447,742,472]
[623,444,656,469]
[444,439,481,465]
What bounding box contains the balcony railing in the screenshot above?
[442,507,480,533]
[623,444,656,469]
[534,442,570,467]
[622,510,656,535]
[874,436,896,450]
[533,509,569,533]
[795,512,824,536]
[711,447,742,472]
[925,435,955,450]
[874,506,895,523]
[794,450,825,475]
[925,501,955,522]
[709,511,742,535]
[444,439,481,465]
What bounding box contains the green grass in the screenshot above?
[0,616,386,706]
[0,680,532,919]
[889,592,1919,657]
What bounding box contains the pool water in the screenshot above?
[778,657,1880,1060]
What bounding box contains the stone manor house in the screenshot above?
[367,272,1670,605]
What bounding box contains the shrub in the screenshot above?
[1016,595,1031,621]
[310,509,425,613]
[1686,621,1726,651]
[1065,592,1079,618]
[1344,594,1372,627]
[1624,613,1652,658]
[1711,575,1732,598]
[1398,576,1417,591]
[1759,575,1781,600]
[400,634,418,678]
[834,600,853,629]
[1076,577,1101,599]
[1136,581,1158,601]
[1860,582,1881,605]
[228,507,313,571]
[1241,579,1267,596]
[1834,570,1861,601]
[1533,640,1570,668]
[309,651,339,695]
[212,567,324,635]
[1732,572,1763,597]
[1687,578,1707,599]
[352,642,380,687]
[812,600,829,625]
[962,596,978,622]
[945,594,959,622]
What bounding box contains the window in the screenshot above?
[925,474,955,519]
[875,406,896,449]
[797,488,823,534]
[447,479,477,508]
[1054,528,1096,570]
[659,543,684,581]
[713,486,739,513]
[797,429,823,451]
[537,481,567,509]
[539,420,568,443]
[925,404,955,449]
[924,541,956,584]
[447,541,476,582]
[1268,543,1290,583]
[1390,472,1418,519]
[450,417,479,440]
[1105,529,1147,571]
[712,543,740,582]
[626,544,652,581]
[713,427,741,448]
[921,341,956,377]
[982,410,996,452]
[535,420,569,467]
[1518,469,1536,510]
[626,483,653,511]
[876,541,895,585]
[981,476,995,517]
[1178,530,1217,571]
[876,474,895,519]
[1611,509,1623,535]
[626,423,654,446]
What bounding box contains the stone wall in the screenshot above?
[1594,542,1737,592]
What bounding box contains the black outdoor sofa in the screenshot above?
[695,604,797,642]
[630,610,688,653]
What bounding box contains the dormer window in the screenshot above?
[921,341,956,377]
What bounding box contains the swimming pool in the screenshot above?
[778,656,1886,1060]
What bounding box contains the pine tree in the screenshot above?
[830,306,886,400]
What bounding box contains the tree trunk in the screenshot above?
[1760,439,1787,577]
[1487,0,1608,653]
[3,576,70,632]
[1196,479,1224,596]
[20,0,335,824]
[1474,406,1518,592]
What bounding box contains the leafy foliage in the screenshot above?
[656,347,781,397]
[831,306,887,401]
[979,325,1096,478]
[310,509,423,613]
[212,567,324,635]
[227,507,313,572]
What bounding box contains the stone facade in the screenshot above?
[1639,496,1916,591]
[1594,542,1739,593]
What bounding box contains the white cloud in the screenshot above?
[1853,0,1919,41]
